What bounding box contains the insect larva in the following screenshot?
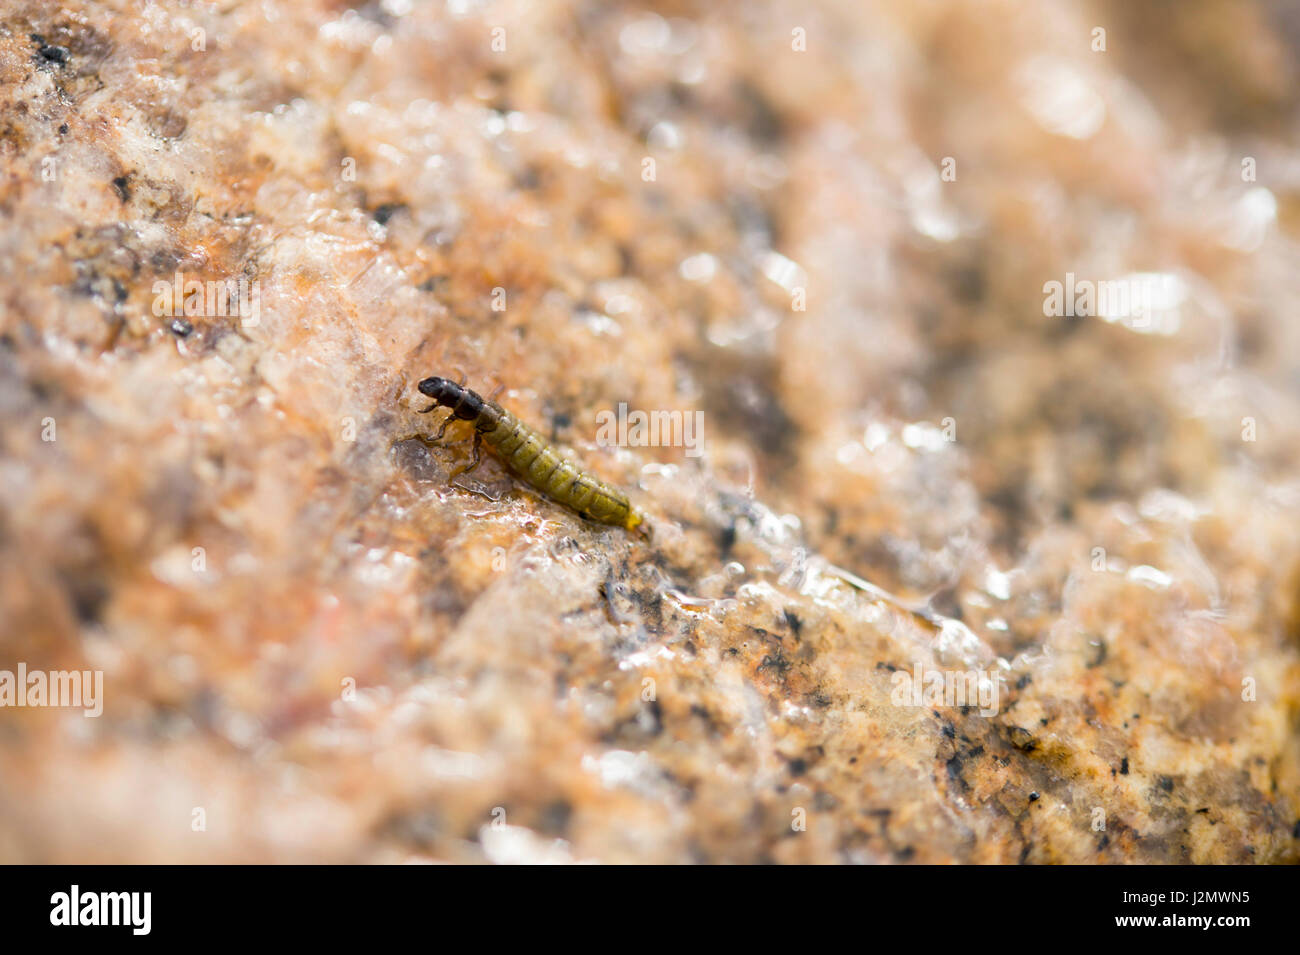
[414,376,647,536]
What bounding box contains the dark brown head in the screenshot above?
[417,376,482,419]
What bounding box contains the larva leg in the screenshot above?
[397,410,457,452]
[427,411,455,444]
[449,431,482,480]
[449,432,499,500]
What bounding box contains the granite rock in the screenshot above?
[0,0,1298,863]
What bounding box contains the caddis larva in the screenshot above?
[414,376,648,536]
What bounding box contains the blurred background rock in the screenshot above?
[0,0,1297,862]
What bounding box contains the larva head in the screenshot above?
[419,376,485,420]
[417,376,461,407]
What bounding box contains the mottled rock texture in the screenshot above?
[1,0,1298,863]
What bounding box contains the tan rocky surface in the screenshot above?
[1,0,1298,863]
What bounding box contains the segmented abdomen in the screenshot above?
[479,403,635,528]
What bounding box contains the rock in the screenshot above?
[0,0,1297,863]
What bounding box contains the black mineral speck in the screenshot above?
[1008,726,1037,752]
[34,37,70,66]
[717,521,737,557]
[537,800,572,837]
[169,318,193,337]
[371,202,405,226]
[782,609,803,639]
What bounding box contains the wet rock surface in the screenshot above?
[1,0,1298,862]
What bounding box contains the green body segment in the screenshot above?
[478,401,641,531]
